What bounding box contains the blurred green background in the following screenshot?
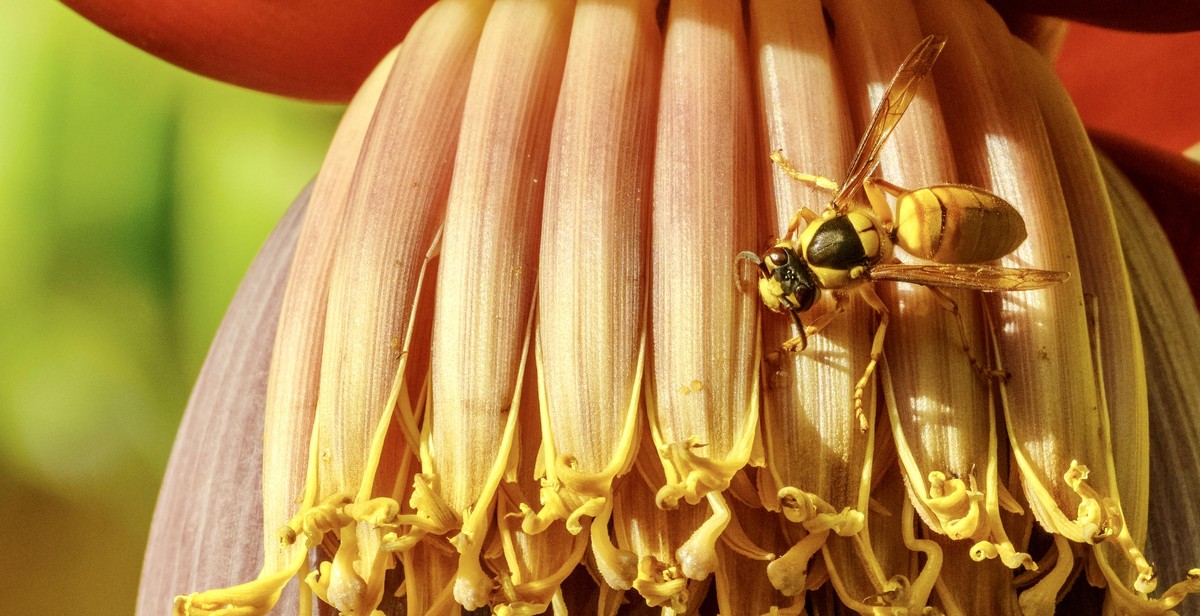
[0,3,340,613]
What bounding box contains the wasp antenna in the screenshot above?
[736,250,762,266]
[738,250,770,273]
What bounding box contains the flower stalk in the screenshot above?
[516,0,658,597]
[646,0,762,591]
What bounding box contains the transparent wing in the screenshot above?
[867,263,1069,291]
[832,34,946,212]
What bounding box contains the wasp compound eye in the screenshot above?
[793,282,818,312]
[764,246,791,270]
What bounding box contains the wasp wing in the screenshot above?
[833,34,947,211]
[867,263,1069,291]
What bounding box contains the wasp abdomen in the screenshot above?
[893,185,1027,264]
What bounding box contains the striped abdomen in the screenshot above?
[893,185,1027,264]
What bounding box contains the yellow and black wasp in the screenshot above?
[740,34,1068,428]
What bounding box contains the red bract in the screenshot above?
[61,0,436,101]
[989,0,1200,32]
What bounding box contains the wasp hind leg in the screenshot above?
[925,286,1009,382]
[854,285,890,433]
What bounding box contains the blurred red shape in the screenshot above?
[62,0,435,101]
[1057,24,1200,152]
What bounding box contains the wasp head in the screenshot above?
[738,242,820,315]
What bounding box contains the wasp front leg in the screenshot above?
[802,292,848,341]
[853,284,890,432]
[781,293,848,353]
[770,150,841,192]
[784,206,819,242]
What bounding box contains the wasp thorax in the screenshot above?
[795,210,892,290]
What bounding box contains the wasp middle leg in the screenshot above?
[862,177,900,235]
[854,284,890,432]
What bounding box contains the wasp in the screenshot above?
[740,34,1068,429]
